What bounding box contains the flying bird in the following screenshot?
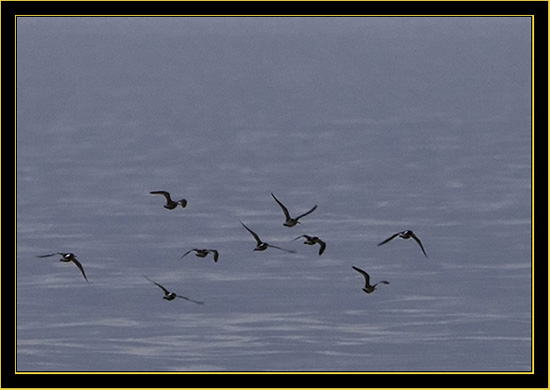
[180,249,219,263]
[271,193,317,227]
[144,276,203,304]
[377,230,428,257]
[149,191,187,209]
[37,252,88,282]
[240,221,296,253]
[352,266,389,294]
[292,234,326,255]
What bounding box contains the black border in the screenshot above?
[6,1,548,388]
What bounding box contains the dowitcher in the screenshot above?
[240,221,296,253]
[150,191,187,209]
[144,276,203,304]
[37,252,88,282]
[377,230,428,257]
[180,249,219,263]
[293,234,326,255]
[352,266,389,294]
[271,193,317,227]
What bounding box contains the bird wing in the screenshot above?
[144,276,171,295]
[209,250,219,262]
[150,191,172,202]
[316,239,326,255]
[410,233,428,257]
[377,233,399,246]
[155,283,171,295]
[179,249,194,259]
[70,258,88,282]
[267,244,296,254]
[292,235,309,241]
[37,253,62,258]
[176,295,204,305]
[373,281,390,288]
[271,193,291,220]
[352,266,371,287]
[295,204,318,220]
[240,221,263,245]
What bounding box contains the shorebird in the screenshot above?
[352,266,389,294]
[271,193,317,227]
[240,221,296,253]
[144,276,204,304]
[377,230,428,257]
[149,191,187,209]
[180,249,219,263]
[37,252,88,282]
[292,234,326,255]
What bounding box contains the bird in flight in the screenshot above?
[271,193,317,227]
[377,230,428,257]
[292,234,326,255]
[240,221,296,253]
[144,276,204,304]
[352,266,389,294]
[180,249,219,263]
[149,191,187,209]
[37,252,88,282]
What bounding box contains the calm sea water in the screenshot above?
[16,17,532,372]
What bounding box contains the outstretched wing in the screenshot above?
[37,253,64,258]
[271,193,291,220]
[179,249,194,260]
[377,233,399,247]
[316,239,326,255]
[144,276,170,295]
[352,266,371,288]
[266,244,296,254]
[176,295,204,305]
[295,205,318,220]
[150,191,172,202]
[292,235,309,242]
[240,221,263,245]
[410,233,428,257]
[209,250,219,262]
[70,258,88,282]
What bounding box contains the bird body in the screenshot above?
[180,249,219,262]
[293,235,326,255]
[37,252,88,282]
[352,266,389,294]
[240,221,296,253]
[377,230,428,257]
[271,193,317,227]
[150,191,187,209]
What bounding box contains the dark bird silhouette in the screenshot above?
[377,230,428,257]
[144,276,203,304]
[293,234,326,255]
[352,266,389,294]
[149,191,187,209]
[180,249,219,263]
[271,193,317,227]
[37,252,88,282]
[240,221,296,253]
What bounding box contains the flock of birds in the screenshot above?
[36,190,428,302]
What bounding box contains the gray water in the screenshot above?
[16,17,532,372]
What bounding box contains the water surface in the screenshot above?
[16,16,532,372]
